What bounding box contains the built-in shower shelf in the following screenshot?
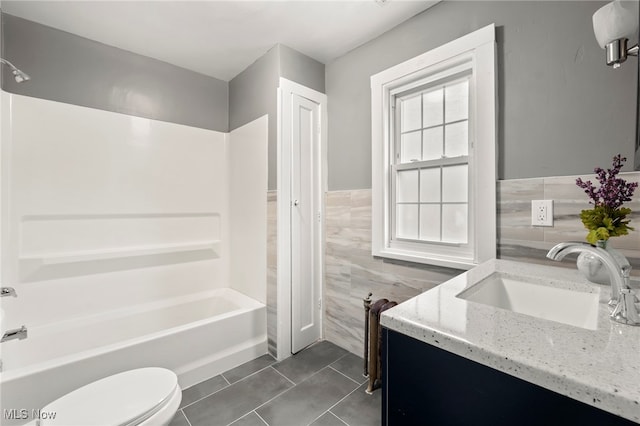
[20,240,221,264]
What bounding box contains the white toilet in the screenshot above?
[33,368,182,426]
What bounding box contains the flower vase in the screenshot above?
[576,240,629,285]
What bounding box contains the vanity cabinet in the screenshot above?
[381,328,636,426]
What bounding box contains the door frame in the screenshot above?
[276,78,327,360]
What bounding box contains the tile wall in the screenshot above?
[267,191,278,357]
[323,171,640,356]
[323,190,462,356]
[498,172,640,273]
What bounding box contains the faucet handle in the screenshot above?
[611,288,640,326]
[0,287,17,297]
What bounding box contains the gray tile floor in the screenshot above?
[169,341,381,426]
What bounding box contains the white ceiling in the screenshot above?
[2,0,438,81]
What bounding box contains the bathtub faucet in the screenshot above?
[546,242,640,326]
[1,325,27,343]
[0,287,17,297]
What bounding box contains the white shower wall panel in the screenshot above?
[1,92,230,328]
[229,115,268,304]
[20,215,221,255]
[7,94,226,214]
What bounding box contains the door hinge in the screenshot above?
[318,298,322,310]
[317,211,321,222]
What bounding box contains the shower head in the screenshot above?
[0,58,30,83]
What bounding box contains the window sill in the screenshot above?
[375,247,474,271]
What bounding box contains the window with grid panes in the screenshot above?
[371,24,496,269]
[393,75,470,244]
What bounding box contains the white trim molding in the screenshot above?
[371,24,497,270]
[276,78,328,360]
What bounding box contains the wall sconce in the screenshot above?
[593,0,639,68]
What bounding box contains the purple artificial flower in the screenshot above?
[576,154,638,209]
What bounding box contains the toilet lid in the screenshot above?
[40,367,178,426]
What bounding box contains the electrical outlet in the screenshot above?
[532,200,553,226]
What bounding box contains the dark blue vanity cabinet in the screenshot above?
[381,328,637,426]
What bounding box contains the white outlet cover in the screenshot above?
[531,200,553,227]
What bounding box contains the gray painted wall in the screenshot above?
[228,46,281,132]
[326,1,638,190]
[279,44,325,94]
[2,12,325,189]
[229,44,325,190]
[229,45,280,190]
[1,13,229,132]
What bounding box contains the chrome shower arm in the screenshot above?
[0,58,30,83]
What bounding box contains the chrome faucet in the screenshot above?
[0,287,17,297]
[547,242,626,304]
[547,242,640,326]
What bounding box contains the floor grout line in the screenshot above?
[254,364,342,413]
[225,363,277,386]
[328,365,362,385]
[254,410,270,426]
[324,381,366,417]
[253,384,293,412]
[225,379,296,426]
[360,374,370,386]
[224,355,277,385]
[286,364,337,388]
[181,364,275,411]
[221,374,232,385]
[180,345,371,426]
[266,365,361,426]
[306,411,325,425]
[180,409,194,426]
[328,410,350,426]
[331,353,349,365]
[270,365,297,386]
[180,380,231,411]
[330,351,370,386]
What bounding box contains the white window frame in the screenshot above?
[371,24,497,270]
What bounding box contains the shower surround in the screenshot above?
[0,92,268,422]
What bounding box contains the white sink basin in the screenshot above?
[457,272,600,330]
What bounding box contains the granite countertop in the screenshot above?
[380,259,640,423]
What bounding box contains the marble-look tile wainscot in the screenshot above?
[498,171,640,276]
[325,174,640,356]
[267,191,277,357]
[323,189,462,356]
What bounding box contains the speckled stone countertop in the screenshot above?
[380,259,640,423]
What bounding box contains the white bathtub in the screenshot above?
[0,288,267,425]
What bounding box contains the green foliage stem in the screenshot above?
[579,206,634,245]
